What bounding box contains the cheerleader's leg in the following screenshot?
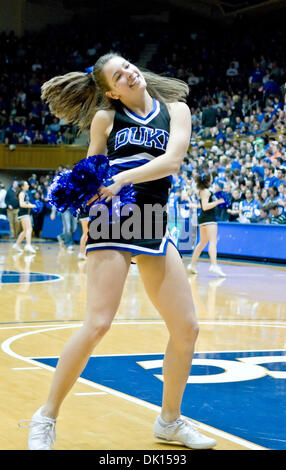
[41,248,132,419]
[136,242,198,423]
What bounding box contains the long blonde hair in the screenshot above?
[41,52,189,133]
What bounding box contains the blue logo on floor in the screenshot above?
[34,350,286,450]
[0,270,61,284]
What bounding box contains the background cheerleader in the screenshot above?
[12,181,36,254]
[187,173,226,277]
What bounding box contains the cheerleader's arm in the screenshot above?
[86,109,115,157]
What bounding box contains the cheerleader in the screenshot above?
[187,173,226,276]
[13,181,36,253]
[26,53,216,450]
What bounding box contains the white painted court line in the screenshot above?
[1,323,271,450]
[74,392,108,396]
[12,367,41,370]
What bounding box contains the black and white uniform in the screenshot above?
[198,191,217,226]
[86,98,177,256]
[18,192,31,220]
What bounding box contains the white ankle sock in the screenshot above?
[158,415,179,427]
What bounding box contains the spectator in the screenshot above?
[268,202,286,224]
[226,62,238,77]
[265,186,279,205]
[227,187,241,221]
[5,180,20,238]
[250,205,271,224]
[264,165,280,189]
[249,65,264,92]
[0,182,7,216]
[202,104,217,128]
[263,75,281,101]
[238,188,259,223]
[32,192,45,238]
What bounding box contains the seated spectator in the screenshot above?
[18,129,32,145]
[263,74,281,100]
[264,165,280,189]
[202,104,217,128]
[265,185,279,205]
[44,130,57,144]
[256,108,265,124]
[48,117,61,133]
[238,188,260,223]
[260,113,273,132]
[250,205,271,224]
[259,187,269,206]
[277,182,286,213]
[188,72,200,86]
[227,187,241,222]
[267,202,286,224]
[226,62,238,77]
[32,130,45,144]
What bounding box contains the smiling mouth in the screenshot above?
[129,75,139,87]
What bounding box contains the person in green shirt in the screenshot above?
[268,203,286,224]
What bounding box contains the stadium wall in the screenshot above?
[0,0,74,34]
[0,144,86,170]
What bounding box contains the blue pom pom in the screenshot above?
[68,155,111,215]
[47,155,136,217]
[47,170,73,213]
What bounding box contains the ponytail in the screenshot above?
[41,72,100,133]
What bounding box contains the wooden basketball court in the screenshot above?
[0,240,285,450]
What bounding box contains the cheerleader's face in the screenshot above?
[103,56,146,101]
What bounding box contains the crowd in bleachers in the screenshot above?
[0,17,145,147]
[0,16,285,227]
[170,131,286,224]
[148,21,286,225]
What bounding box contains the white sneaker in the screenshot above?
[24,244,36,254]
[12,243,23,253]
[187,264,198,274]
[78,252,86,259]
[154,416,216,450]
[19,407,56,450]
[209,264,226,277]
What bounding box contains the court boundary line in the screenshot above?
[2,323,282,450]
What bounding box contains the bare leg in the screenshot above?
[16,230,25,245]
[42,249,131,419]
[79,219,88,255]
[206,224,218,266]
[25,216,33,245]
[189,225,208,267]
[137,243,199,422]
[16,217,28,245]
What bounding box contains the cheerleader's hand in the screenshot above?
[86,174,123,205]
